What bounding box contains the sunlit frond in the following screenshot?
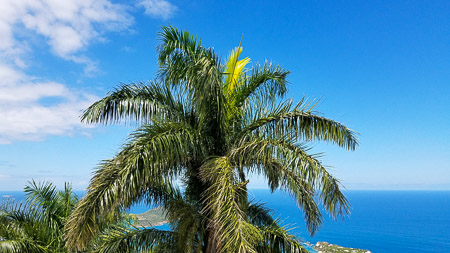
[224,46,251,92]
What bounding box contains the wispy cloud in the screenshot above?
[0,161,15,168]
[0,64,98,144]
[0,0,133,144]
[0,0,179,144]
[138,0,177,20]
[1,0,133,60]
[0,174,10,180]
[0,173,90,191]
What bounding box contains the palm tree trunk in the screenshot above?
[205,222,221,253]
[185,163,222,252]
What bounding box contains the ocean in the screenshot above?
[2,190,449,252]
[250,190,450,253]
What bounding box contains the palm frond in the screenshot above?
[256,220,308,253]
[224,46,251,92]
[240,98,359,150]
[234,61,289,107]
[280,142,351,220]
[247,201,306,253]
[0,199,56,253]
[65,121,197,250]
[24,180,58,210]
[230,135,350,235]
[158,26,228,152]
[81,81,187,125]
[165,196,206,253]
[128,121,204,163]
[22,180,80,246]
[58,182,78,219]
[0,238,49,253]
[92,226,174,253]
[247,202,275,227]
[158,25,203,66]
[200,156,262,253]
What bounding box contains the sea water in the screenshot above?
[2,190,449,252]
[249,190,450,253]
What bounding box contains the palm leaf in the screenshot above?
[234,61,289,107]
[229,134,349,234]
[65,121,197,250]
[256,220,308,253]
[92,226,174,253]
[81,82,187,125]
[224,46,251,92]
[240,98,359,150]
[200,156,262,253]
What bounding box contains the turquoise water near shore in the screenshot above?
[2,190,449,252]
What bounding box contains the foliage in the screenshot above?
[0,180,134,253]
[0,180,78,252]
[66,25,358,252]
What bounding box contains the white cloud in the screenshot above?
[138,0,177,20]
[1,0,132,59]
[0,0,178,144]
[68,55,100,77]
[0,64,97,144]
[0,0,133,144]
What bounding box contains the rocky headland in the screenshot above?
[133,207,168,227]
[313,242,371,253]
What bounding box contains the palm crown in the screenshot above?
[65,26,358,253]
[0,180,78,252]
[0,181,136,253]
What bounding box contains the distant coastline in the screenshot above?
[2,190,449,252]
[130,207,371,253]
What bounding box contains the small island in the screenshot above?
[313,242,371,253]
[133,207,169,227]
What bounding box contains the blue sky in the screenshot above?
[0,0,448,191]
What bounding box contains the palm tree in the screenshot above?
[65,26,358,252]
[0,180,78,252]
[0,180,135,253]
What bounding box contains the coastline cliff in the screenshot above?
[313,242,371,253]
